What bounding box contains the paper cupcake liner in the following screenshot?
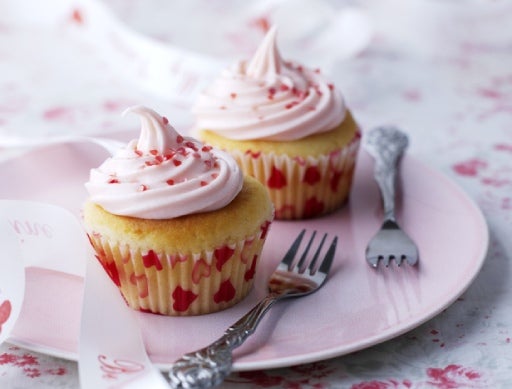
[230,133,361,219]
[87,219,272,316]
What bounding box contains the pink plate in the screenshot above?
[1,141,488,371]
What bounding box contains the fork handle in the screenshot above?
[168,294,278,389]
[365,127,409,221]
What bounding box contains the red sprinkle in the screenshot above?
[108,178,119,184]
[185,141,198,151]
[173,160,182,167]
[176,135,184,144]
[201,145,212,152]
[162,116,169,125]
[230,92,237,99]
[138,184,148,191]
[285,101,299,109]
[280,84,290,92]
[200,181,208,187]
[149,149,158,155]
[166,179,174,185]
[328,83,334,90]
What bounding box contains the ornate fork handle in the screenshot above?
[168,294,279,389]
[365,126,409,222]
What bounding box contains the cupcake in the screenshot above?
[193,27,361,220]
[83,106,273,316]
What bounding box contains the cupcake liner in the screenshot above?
[87,219,271,316]
[230,132,361,219]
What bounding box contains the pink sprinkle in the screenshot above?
[176,135,184,144]
[480,177,511,187]
[134,149,143,157]
[43,106,72,121]
[162,116,169,125]
[164,151,175,160]
[494,143,512,152]
[138,185,148,192]
[185,141,198,151]
[280,84,290,92]
[403,89,421,101]
[478,88,502,99]
[71,9,84,24]
[285,101,299,109]
[452,158,487,176]
[219,106,227,110]
[211,173,218,179]
[230,93,237,99]
[328,83,334,90]
[268,87,276,95]
[150,149,158,155]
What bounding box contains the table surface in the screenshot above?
[1,0,512,388]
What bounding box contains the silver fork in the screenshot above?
[364,126,419,268]
[168,230,337,389]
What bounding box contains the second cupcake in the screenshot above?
[192,27,361,220]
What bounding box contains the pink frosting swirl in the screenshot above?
[85,106,243,219]
[192,27,346,141]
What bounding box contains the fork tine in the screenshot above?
[317,236,338,276]
[281,229,306,269]
[296,230,317,272]
[307,233,327,273]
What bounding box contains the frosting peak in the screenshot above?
[246,26,282,79]
[124,105,176,154]
[193,26,346,142]
[86,106,243,219]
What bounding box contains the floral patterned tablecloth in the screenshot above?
[1,0,512,387]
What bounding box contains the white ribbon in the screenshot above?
[79,248,169,388]
[0,200,167,388]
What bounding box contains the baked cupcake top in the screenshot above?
[192,26,346,142]
[85,106,243,219]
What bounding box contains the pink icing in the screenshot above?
[85,106,243,219]
[192,26,346,141]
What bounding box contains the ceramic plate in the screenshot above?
[1,141,488,370]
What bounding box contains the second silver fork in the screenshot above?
[364,126,419,268]
[168,230,337,389]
